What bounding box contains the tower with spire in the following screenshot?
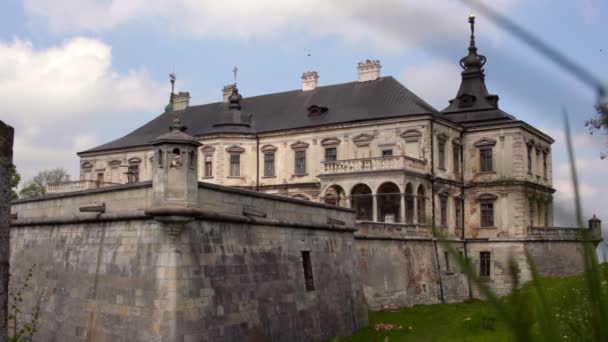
[442,15,514,125]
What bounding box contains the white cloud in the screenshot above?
[0,37,165,183]
[23,0,516,51]
[400,59,461,109]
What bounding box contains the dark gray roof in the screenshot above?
[81,76,437,154]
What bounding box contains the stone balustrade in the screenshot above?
[46,180,122,194]
[527,226,602,240]
[355,220,432,239]
[321,155,427,175]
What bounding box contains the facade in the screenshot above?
[8,16,604,341]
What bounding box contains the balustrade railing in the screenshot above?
[46,180,122,194]
[321,155,427,174]
[527,226,601,240]
[355,220,432,238]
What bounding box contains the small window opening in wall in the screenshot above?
[301,251,315,291]
[480,251,491,277]
[444,251,451,273]
[382,149,393,157]
[171,148,182,167]
[158,149,164,167]
[188,150,195,168]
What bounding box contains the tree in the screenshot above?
[10,165,20,201]
[585,103,608,159]
[0,120,14,342]
[19,168,71,199]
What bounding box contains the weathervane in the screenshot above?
[232,67,238,84]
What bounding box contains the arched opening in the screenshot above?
[405,183,414,224]
[351,184,373,221]
[377,182,401,223]
[417,185,426,224]
[324,185,346,207]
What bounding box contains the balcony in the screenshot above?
[46,180,122,194]
[321,155,427,175]
[527,226,602,241]
[355,221,433,239]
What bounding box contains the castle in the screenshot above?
[8,16,602,341]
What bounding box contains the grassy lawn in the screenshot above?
[337,264,608,341]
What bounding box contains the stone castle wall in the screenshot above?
[10,183,367,342]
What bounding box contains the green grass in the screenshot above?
[338,264,608,341]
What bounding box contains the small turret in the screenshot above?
[150,114,200,209]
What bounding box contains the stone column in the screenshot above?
[0,120,14,342]
[372,195,378,222]
[400,194,406,223]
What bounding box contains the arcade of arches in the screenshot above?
[323,182,427,224]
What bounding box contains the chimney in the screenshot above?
[223,84,236,103]
[173,91,190,111]
[357,59,381,82]
[301,71,319,91]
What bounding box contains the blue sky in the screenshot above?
[1,0,607,226]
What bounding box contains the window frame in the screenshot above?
[438,139,446,170]
[480,202,494,228]
[264,152,275,177]
[229,153,240,177]
[204,154,213,178]
[324,147,337,162]
[295,150,307,175]
[480,251,491,277]
[454,198,463,229]
[439,195,448,227]
[452,143,461,172]
[479,147,493,172]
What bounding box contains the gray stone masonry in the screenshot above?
[0,120,14,342]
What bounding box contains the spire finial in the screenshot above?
[232,67,238,84]
[169,72,176,94]
[170,112,185,132]
[468,14,476,49]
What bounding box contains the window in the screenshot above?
[536,150,541,175]
[325,147,337,162]
[157,150,164,167]
[440,196,448,227]
[97,173,104,186]
[543,152,548,179]
[264,153,275,177]
[480,202,494,227]
[455,199,463,229]
[229,154,240,177]
[188,150,195,169]
[127,164,139,183]
[382,149,393,157]
[444,251,451,273]
[527,145,532,174]
[453,144,460,172]
[301,251,315,291]
[480,251,491,277]
[204,155,213,177]
[295,150,306,174]
[480,148,493,172]
[438,140,446,169]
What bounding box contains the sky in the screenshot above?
[0,0,607,227]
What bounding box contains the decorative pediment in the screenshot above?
[108,160,122,168]
[476,193,498,202]
[436,132,449,141]
[128,157,142,165]
[81,162,93,170]
[290,141,310,150]
[226,145,245,153]
[474,138,497,147]
[400,129,422,141]
[352,133,374,146]
[320,137,340,147]
[201,145,216,153]
[307,105,328,116]
[261,144,278,153]
[452,137,463,146]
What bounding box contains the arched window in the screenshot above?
[377,182,401,223]
[157,149,164,167]
[417,185,426,224]
[351,184,373,221]
[324,185,346,207]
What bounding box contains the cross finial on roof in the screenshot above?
[169,72,176,94]
[468,14,476,49]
